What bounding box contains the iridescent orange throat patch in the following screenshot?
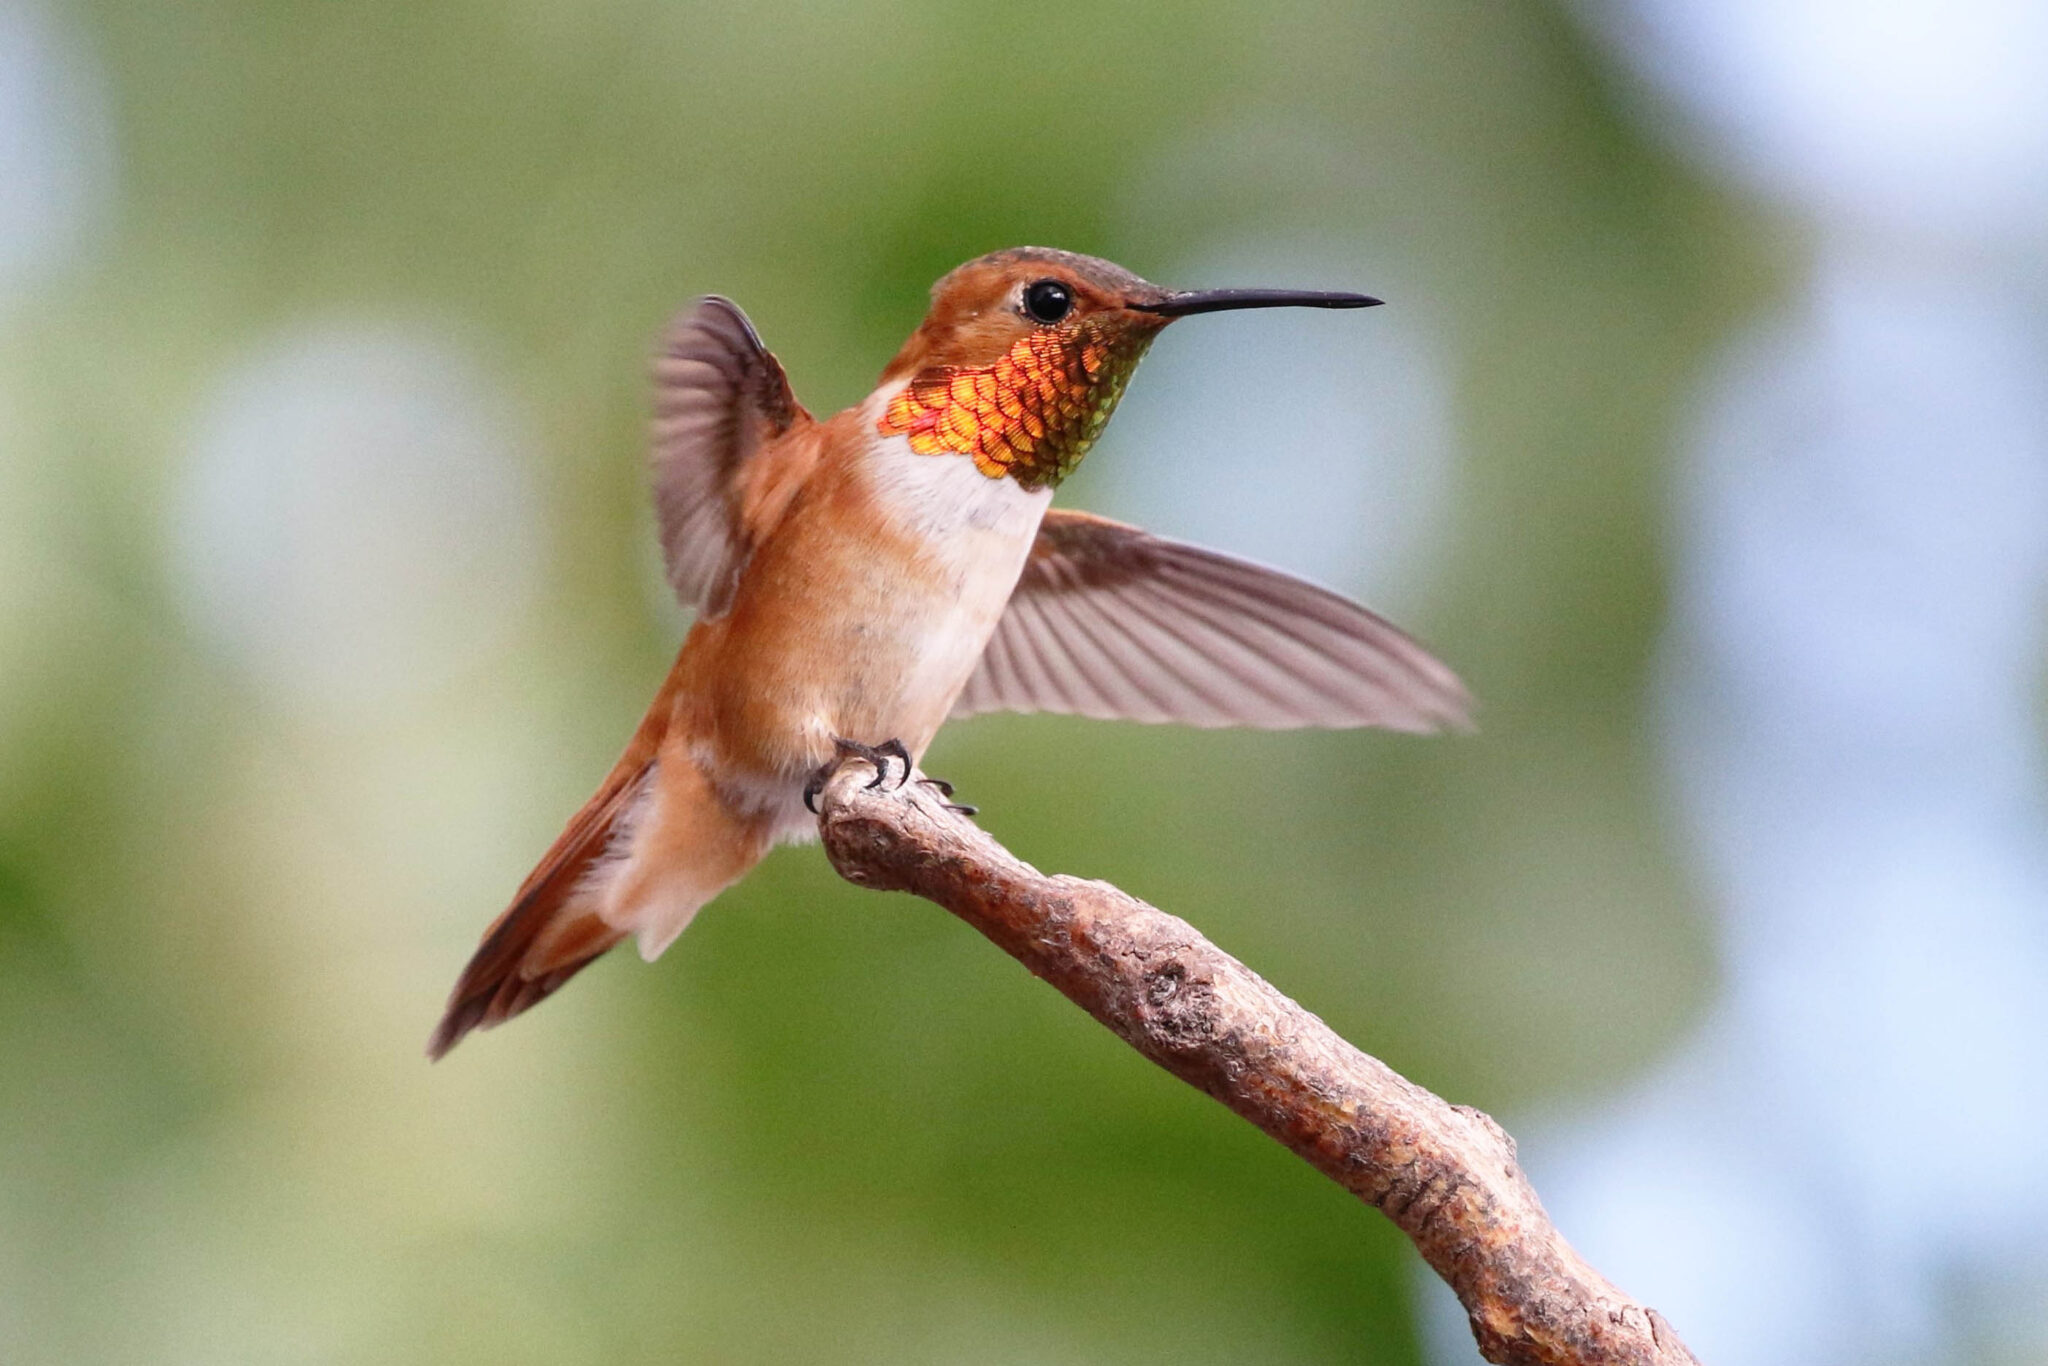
[878,323,1157,489]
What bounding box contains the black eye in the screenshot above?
[1022,279,1073,324]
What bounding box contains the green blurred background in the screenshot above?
[0,0,1795,1360]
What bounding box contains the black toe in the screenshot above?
[874,739,912,789]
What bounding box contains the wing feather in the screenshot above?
[651,296,806,616]
[953,509,1471,732]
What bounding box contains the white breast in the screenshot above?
[858,412,1051,735]
[861,426,1052,545]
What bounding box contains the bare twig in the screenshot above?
[813,758,1699,1366]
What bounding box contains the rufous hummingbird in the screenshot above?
[428,247,1469,1059]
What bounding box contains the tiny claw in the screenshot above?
[815,736,912,804]
[917,775,975,816]
[873,738,912,790]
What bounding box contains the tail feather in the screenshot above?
[426,759,652,1060]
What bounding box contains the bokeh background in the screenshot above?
[3,1,2045,1362]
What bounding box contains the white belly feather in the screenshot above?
[860,426,1052,727]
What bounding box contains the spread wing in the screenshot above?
[651,296,807,616]
[953,509,1471,732]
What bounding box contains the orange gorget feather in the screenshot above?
[879,323,1156,489]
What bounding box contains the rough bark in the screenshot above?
[813,758,1699,1366]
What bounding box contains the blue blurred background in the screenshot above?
[2,2,2044,1362]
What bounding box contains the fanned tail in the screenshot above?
[426,757,653,1060]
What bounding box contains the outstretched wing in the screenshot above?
[651,296,808,617]
[953,509,1471,732]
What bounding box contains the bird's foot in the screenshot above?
[918,776,978,817]
[804,737,913,814]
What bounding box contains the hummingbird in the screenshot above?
[427,247,1469,1059]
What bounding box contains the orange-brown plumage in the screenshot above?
[429,247,1469,1058]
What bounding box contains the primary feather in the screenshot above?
[954,509,1470,732]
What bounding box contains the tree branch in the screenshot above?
[813,758,1699,1366]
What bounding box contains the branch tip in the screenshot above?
[811,755,1697,1366]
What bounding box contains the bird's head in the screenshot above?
[878,247,1378,489]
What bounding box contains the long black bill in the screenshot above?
[1129,287,1382,317]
